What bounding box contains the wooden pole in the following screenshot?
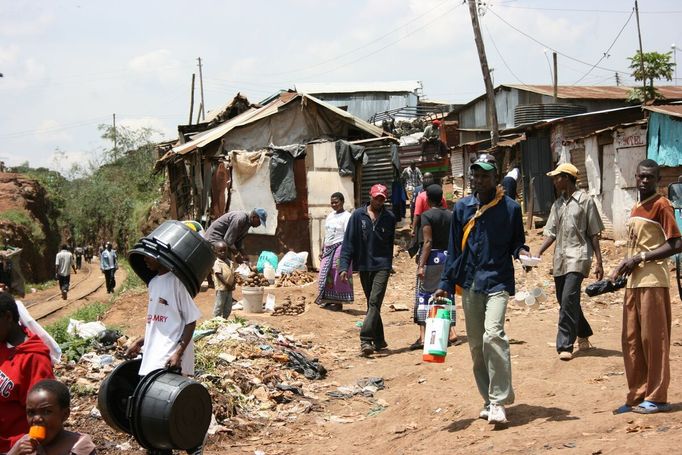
[197,57,206,121]
[634,1,647,99]
[468,0,499,146]
[553,52,558,102]
[112,113,117,155]
[188,73,196,125]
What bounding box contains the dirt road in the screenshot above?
[95,233,682,455]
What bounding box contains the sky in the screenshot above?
[1,0,681,171]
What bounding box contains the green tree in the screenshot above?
[628,50,675,102]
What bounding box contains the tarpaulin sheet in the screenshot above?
[335,140,367,177]
[269,144,306,203]
[648,111,682,166]
[229,151,276,236]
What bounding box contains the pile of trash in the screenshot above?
[272,296,307,316]
[190,318,327,436]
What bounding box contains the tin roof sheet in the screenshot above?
[643,104,682,118]
[505,84,682,100]
[295,81,421,94]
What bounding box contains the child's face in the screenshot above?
[26,390,69,445]
[215,245,227,260]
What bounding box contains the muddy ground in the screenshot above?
[49,230,682,455]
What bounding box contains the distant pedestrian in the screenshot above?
[501,164,520,200]
[537,162,604,361]
[100,242,118,293]
[205,209,267,264]
[74,246,84,270]
[339,184,396,357]
[435,154,529,425]
[55,245,77,300]
[316,192,353,311]
[412,184,457,350]
[611,159,682,415]
[401,161,423,215]
[212,241,235,319]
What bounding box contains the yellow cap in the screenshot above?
[547,162,578,178]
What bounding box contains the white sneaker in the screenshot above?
[488,403,508,424]
[479,405,490,420]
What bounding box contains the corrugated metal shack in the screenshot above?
[295,81,422,122]
[454,85,682,145]
[644,105,682,193]
[155,91,396,265]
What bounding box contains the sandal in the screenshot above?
[631,400,672,414]
[613,404,632,415]
[409,339,423,351]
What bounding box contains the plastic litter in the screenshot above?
[67,319,106,339]
[585,276,627,297]
[285,350,327,380]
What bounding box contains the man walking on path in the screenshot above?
[205,209,267,264]
[611,159,682,415]
[435,154,529,425]
[100,242,118,293]
[55,245,76,300]
[339,184,396,357]
[536,162,604,361]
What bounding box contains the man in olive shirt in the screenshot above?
[537,163,604,361]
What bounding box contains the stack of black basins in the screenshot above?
[127,220,215,297]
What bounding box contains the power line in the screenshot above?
[295,2,464,82]
[0,116,111,140]
[498,4,682,14]
[486,6,629,75]
[573,7,635,84]
[483,22,529,87]
[258,0,454,78]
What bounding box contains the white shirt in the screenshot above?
[55,250,74,276]
[139,272,202,376]
[324,210,351,246]
[505,168,520,180]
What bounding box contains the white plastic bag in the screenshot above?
[276,251,309,276]
[67,319,106,339]
[16,300,62,365]
[235,263,252,278]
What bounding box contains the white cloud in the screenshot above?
[0,45,19,66]
[128,49,182,85]
[34,120,74,143]
[118,116,174,141]
[0,12,53,37]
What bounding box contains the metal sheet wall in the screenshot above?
[360,146,395,205]
[569,144,588,189]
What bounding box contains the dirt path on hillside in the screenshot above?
[90,231,682,455]
[23,259,127,324]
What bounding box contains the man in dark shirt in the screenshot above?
[435,154,529,425]
[205,209,267,263]
[339,184,396,357]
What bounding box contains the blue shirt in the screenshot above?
[339,205,396,272]
[438,193,527,295]
[100,249,118,271]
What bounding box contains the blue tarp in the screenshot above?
[647,111,682,166]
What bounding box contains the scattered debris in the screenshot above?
[388,303,410,312]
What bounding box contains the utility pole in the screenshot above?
[188,73,196,125]
[112,113,117,154]
[468,0,499,146]
[634,1,647,99]
[615,72,621,86]
[552,52,558,102]
[197,57,206,121]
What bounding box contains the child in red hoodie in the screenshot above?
[0,292,55,453]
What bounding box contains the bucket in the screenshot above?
[242,286,264,313]
[128,221,216,297]
[98,359,212,451]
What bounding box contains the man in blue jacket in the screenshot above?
[339,184,396,357]
[435,154,529,425]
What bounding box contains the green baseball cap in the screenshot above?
[470,153,498,172]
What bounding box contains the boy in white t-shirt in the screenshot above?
[125,255,202,376]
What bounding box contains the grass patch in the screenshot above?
[117,258,145,294]
[0,208,45,243]
[25,281,54,292]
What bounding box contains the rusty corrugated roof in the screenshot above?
[505,84,682,100]
[643,104,682,118]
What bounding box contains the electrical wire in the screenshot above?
[486,6,630,75]
[498,4,682,14]
[483,22,530,87]
[0,116,111,140]
[258,0,454,78]
[572,7,635,84]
